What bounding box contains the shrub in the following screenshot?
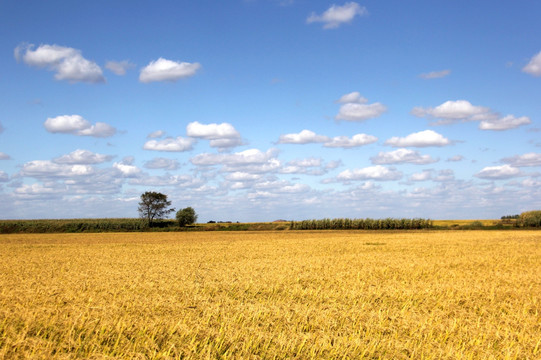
[176,207,198,227]
[519,210,541,227]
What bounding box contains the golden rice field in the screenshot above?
[0,230,540,359]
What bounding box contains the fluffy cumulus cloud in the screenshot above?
[277,129,329,144]
[501,152,541,167]
[475,164,522,179]
[307,2,367,29]
[419,69,451,79]
[53,149,113,164]
[371,148,438,165]
[44,115,116,137]
[186,121,242,149]
[412,100,531,130]
[144,157,180,170]
[411,100,490,124]
[139,58,201,83]
[113,162,141,177]
[335,102,387,122]
[479,115,531,131]
[15,43,105,83]
[336,165,402,182]
[334,92,386,122]
[323,134,378,148]
[522,51,541,76]
[19,160,94,178]
[143,137,195,152]
[0,152,10,160]
[191,148,280,173]
[385,130,451,147]
[105,60,135,75]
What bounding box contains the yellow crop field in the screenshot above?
[0,230,540,359]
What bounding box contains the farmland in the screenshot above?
[0,230,540,359]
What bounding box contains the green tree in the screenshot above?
[176,207,198,227]
[138,191,175,226]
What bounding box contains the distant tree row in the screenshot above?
[501,214,520,220]
[291,218,432,230]
[138,191,197,227]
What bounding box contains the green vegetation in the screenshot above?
[519,210,541,227]
[176,207,198,227]
[291,218,433,230]
[0,218,149,234]
[1,212,540,234]
[138,191,175,226]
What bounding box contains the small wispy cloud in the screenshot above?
[522,51,541,77]
[307,2,367,29]
[419,69,451,79]
[105,60,135,75]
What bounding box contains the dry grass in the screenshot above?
[0,230,540,359]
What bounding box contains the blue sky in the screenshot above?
[1,0,540,221]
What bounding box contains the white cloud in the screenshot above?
[410,170,432,182]
[225,172,262,182]
[335,102,387,121]
[412,100,531,131]
[113,162,141,177]
[147,130,165,139]
[144,157,180,170]
[130,174,203,188]
[434,169,455,182]
[411,100,490,124]
[191,149,281,173]
[479,115,531,131]
[105,60,135,75]
[337,165,402,181]
[0,152,10,160]
[447,155,464,162]
[501,153,541,167]
[324,133,378,148]
[280,157,331,175]
[278,129,329,144]
[522,51,541,76]
[20,160,94,178]
[475,164,522,179]
[186,121,242,149]
[139,57,201,83]
[336,91,367,104]
[307,2,367,29]
[371,148,438,165]
[44,115,116,137]
[53,149,113,164]
[419,69,451,79]
[0,171,8,182]
[143,137,195,152]
[15,43,105,83]
[385,130,451,147]
[13,183,61,198]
